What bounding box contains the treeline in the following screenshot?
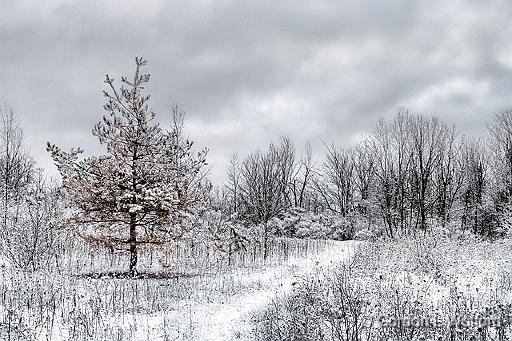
[214,109,512,240]
[1,105,511,266]
[2,60,512,273]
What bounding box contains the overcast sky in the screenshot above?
[2,0,512,184]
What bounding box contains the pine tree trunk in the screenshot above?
[129,212,138,277]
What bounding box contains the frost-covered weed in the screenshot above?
[253,237,512,341]
[0,237,334,340]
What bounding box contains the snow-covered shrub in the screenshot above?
[495,204,512,239]
[253,265,374,341]
[268,208,366,241]
[1,174,63,272]
[267,208,302,237]
[254,277,325,340]
[329,215,359,240]
[295,218,331,239]
[202,210,249,265]
[353,222,384,240]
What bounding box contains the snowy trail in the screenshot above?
[181,240,360,341]
[36,240,361,340]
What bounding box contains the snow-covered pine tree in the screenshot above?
[47,57,209,277]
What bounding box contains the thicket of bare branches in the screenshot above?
[0,108,63,271]
[238,137,295,259]
[224,109,512,240]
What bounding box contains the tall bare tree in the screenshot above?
[239,137,294,259]
[460,139,488,234]
[408,115,451,231]
[488,110,512,207]
[352,140,376,217]
[369,111,455,235]
[434,126,463,227]
[0,108,34,232]
[370,113,411,237]
[290,142,316,209]
[226,153,242,215]
[317,143,355,216]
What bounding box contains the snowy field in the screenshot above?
[0,238,358,341]
[253,236,512,340]
[172,240,359,340]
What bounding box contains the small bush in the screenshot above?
[1,174,63,272]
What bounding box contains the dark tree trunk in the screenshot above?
[228,227,233,267]
[263,221,269,260]
[129,212,138,277]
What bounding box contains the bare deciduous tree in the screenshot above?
[0,108,34,231]
[434,126,463,227]
[226,153,242,215]
[488,110,512,207]
[370,114,410,237]
[460,139,488,234]
[352,140,376,217]
[239,137,294,259]
[290,141,316,209]
[317,143,355,216]
[408,115,451,231]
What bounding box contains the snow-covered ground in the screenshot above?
[190,240,359,340]
[109,240,360,341]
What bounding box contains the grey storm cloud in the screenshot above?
[2,0,512,183]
